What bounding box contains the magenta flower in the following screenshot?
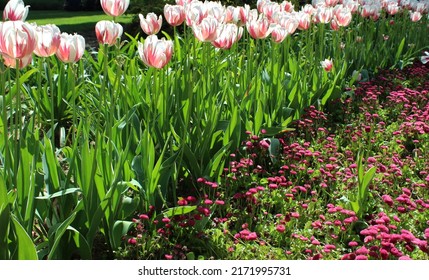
[276,224,286,233]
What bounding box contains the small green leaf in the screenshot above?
[162,206,197,218]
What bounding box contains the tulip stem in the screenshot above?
[14,59,22,189]
[1,60,11,187]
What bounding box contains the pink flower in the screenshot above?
[100,0,130,17]
[33,24,61,57]
[320,58,333,72]
[138,35,173,69]
[355,255,368,260]
[192,16,219,42]
[139,13,162,35]
[164,4,185,27]
[325,0,339,7]
[410,11,422,22]
[276,224,286,233]
[296,11,311,30]
[55,33,85,63]
[95,20,123,46]
[2,53,32,68]
[246,15,273,39]
[356,246,369,255]
[382,194,394,206]
[334,6,352,27]
[211,23,243,49]
[316,7,334,24]
[3,0,29,21]
[0,20,36,59]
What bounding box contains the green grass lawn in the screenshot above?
[25,10,134,34]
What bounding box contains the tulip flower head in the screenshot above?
[192,16,219,42]
[212,23,243,49]
[0,20,36,60]
[33,24,61,57]
[246,15,273,39]
[3,53,32,68]
[321,58,333,72]
[3,0,29,21]
[138,35,173,69]
[410,11,422,22]
[95,20,123,46]
[139,13,162,35]
[271,24,288,43]
[56,33,85,63]
[421,51,429,65]
[100,0,130,17]
[164,4,186,27]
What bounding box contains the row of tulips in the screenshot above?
[0,0,428,259]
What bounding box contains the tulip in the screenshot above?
[175,0,193,6]
[302,4,316,15]
[320,58,333,72]
[316,7,334,24]
[246,15,273,39]
[206,1,225,22]
[334,6,352,27]
[271,24,288,43]
[277,14,299,35]
[56,33,85,63]
[164,4,185,27]
[3,53,32,68]
[95,20,123,46]
[212,23,243,49]
[0,20,36,59]
[192,16,219,42]
[229,5,250,26]
[33,24,61,57]
[410,11,422,22]
[185,1,207,26]
[325,0,339,7]
[100,0,130,17]
[3,0,29,21]
[138,35,173,69]
[296,11,311,30]
[421,51,429,65]
[386,3,399,15]
[281,1,295,13]
[139,13,162,36]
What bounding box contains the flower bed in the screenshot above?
[1,0,429,260]
[123,60,429,260]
